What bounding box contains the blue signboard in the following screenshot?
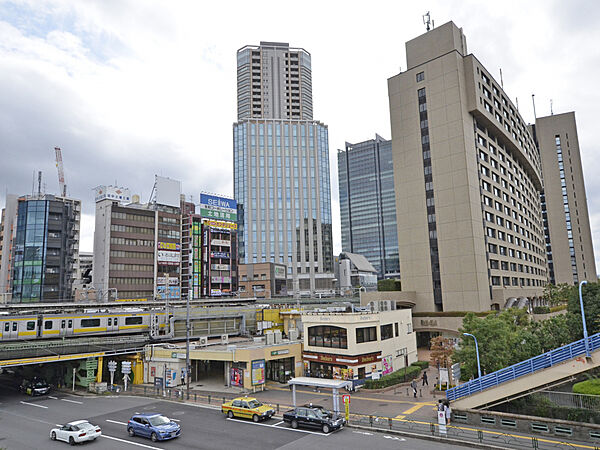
[200,194,237,211]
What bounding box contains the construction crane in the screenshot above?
[54,147,67,197]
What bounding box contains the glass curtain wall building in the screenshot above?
[338,135,399,279]
[11,195,80,302]
[234,41,334,296]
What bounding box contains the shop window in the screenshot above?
[356,326,377,343]
[380,324,393,340]
[308,326,347,349]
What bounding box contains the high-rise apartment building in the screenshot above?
[534,112,597,284]
[10,194,80,302]
[338,135,400,279]
[93,178,182,301]
[388,22,547,313]
[237,42,312,120]
[234,42,334,297]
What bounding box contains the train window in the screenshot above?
[61,320,66,329]
[4,323,8,332]
[125,317,143,325]
[108,318,112,326]
[12,323,17,331]
[114,318,118,326]
[45,321,53,330]
[27,321,35,331]
[81,319,100,328]
[68,320,73,328]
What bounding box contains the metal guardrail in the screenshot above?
[537,390,600,411]
[447,333,600,402]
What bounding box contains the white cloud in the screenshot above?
[1,0,599,274]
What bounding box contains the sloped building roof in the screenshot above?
[340,252,377,274]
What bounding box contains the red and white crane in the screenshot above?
[54,146,67,197]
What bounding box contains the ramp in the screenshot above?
[447,333,600,409]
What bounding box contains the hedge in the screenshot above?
[411,361,429,369]
[363,364,421,389]
[412,311,495,318]
[550,304,568,313]
[532,306,551,314]
[572,379,600,395]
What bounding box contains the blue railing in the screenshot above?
[447,333,600,402]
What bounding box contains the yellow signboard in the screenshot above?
[115,298,148,302]
[202,219,238,230]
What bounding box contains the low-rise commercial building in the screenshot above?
[301,306,417,388]
[335,252,378,295]
[238,262,288,298]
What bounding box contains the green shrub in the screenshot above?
[377,279,401,291]
[363,364,422,389]
[532,306,551,314]
[412,311,495,318]
[412,361,429,369]
[550,304,567,313]
[572,379,600,395]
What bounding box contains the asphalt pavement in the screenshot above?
[0,379,466,449]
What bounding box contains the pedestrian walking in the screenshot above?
[422,371,428,386]
[410,379,417,398]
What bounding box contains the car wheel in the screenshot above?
[151,432,158,442]
[128,427,135,437]
[322,424,330,434]
[227,410,234,419]
[69,436,76,446]
[50,432,56,441]
[291,420,298,429]
[252,414,259,423]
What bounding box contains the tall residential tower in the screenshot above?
[535,112,597,284]
[234,42,334,297]
[388,22,547,314]
[338,135,400,279]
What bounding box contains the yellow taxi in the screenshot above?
[221,396,275,422]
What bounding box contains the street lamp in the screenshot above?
[463,333,482,379]
[578,280,590,358]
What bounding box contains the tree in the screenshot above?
[543,283,575,307]
[429,336,454,369]
[377,279,401,291]
[566,281,600,340]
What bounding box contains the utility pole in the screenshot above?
[186,286,190,399]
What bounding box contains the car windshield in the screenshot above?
[33,381,48,387]
[312,409,329,419]
[148,415,171,426]
[248,400,262,408]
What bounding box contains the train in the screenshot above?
[0,309,170,342]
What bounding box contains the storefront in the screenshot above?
[303,350,380,383]
[266,355,294,383]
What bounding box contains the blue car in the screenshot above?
[127,413,181,442]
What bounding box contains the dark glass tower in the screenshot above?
[338,135,399,279]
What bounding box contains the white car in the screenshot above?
[50,420,102,445]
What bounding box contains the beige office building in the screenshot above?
[535,112,597,284]
[388,22,547,314]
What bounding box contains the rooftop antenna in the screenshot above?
[516,97,519,111]
[499,68,504,88]
[423,12,431,31]
[550,99,553,115]
[531,94,537,119]
[37,171,42,196]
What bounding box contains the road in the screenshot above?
[0,382,464,449]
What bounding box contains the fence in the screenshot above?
[447,333,600,402]
[537,390,600,411]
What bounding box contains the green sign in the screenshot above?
[200,208,236,222]
[271,349,290,356]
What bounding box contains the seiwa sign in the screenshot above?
[200,193,236,212]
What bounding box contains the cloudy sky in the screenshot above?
[1,0,599,271]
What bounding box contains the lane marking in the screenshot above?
[401,403,428,415]
[20,401,48,409]
[61,398,83,404]
[273,421,284,426]
[171,418,180,422]
[225,417,330,436]
[48,396,58,399]
[394,415,405,420]
[106,419,129,426]
[102,434,164,449]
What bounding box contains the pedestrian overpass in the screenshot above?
[447,333,600,409]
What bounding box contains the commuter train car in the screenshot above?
[0,309,169,342]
